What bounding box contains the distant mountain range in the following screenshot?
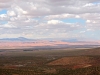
[0,37,34,41]
[0,37,78,42]
[0,37,100,49]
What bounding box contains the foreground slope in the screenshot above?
[48,56,94,65]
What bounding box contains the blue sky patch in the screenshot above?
[62,18,86,25]
[84,30,100,40]
[92,2,100,5]
[0,9,7,14]
[0,21,8,24]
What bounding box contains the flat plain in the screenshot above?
[0,47,100,75]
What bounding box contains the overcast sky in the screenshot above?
[0,0,100,40]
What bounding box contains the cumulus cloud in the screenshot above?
[0,0,13,9]
[0,0,99,39]
[7,11,16,17]
[0,14,9,20]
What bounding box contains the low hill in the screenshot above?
[48,56,94,65]
[48,56,100,69]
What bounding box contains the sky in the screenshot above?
[0,0,100,40]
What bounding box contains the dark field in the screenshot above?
[0,48,100,75]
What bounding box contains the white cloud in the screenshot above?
[0,0,100,39]
[7,11,16,16]
[47,20,63,24]
[0,14,9,21]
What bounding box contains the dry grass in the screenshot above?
[48,56,94,66]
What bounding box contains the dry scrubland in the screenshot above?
[0,47,100,75]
